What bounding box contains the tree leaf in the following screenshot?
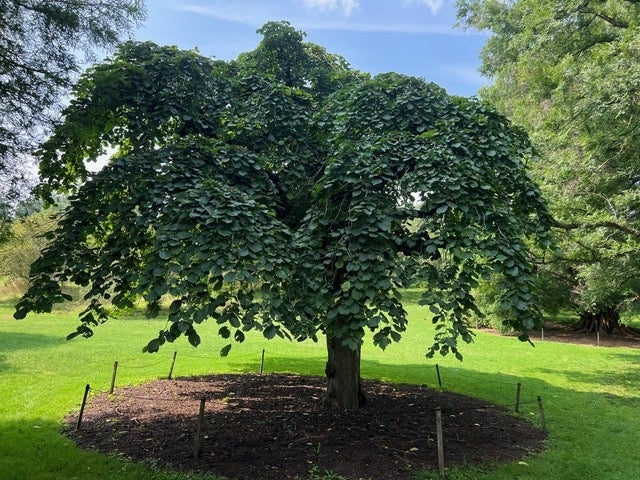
[263,325,277,340]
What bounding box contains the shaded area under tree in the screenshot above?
[66,374,547,480]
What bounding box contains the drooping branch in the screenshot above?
[580,10,629,29]
[552,218,640,239]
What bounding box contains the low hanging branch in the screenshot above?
[551,218,640,239]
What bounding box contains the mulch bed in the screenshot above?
[529,322,640,348]
[65,374,547,480]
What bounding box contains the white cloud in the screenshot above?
[307,21,456,34]
[172,1,482,36]
[174,2,273,26]
[403,0,445,15]
[302,0,359,16]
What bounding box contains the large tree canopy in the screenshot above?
[458,0,640,331]
[16,22,550,408]
[0,0,145,229]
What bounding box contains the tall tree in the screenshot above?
[15,22,550,409]
[458,0,640,333]
[0,209,55,289]
[0,0,145,234]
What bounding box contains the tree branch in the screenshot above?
[580,10,629,28]
[552,218,640,239]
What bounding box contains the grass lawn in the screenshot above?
[0,295,638,480]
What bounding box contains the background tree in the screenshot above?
[0,0,145,238]
[0,208,55,294]
[15,22,550,409]
[457,0,640,333]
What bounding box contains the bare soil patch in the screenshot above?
[65,374,546,480]
[532,322,640,348]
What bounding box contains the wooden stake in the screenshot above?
[168,351,177,379]
[194,397,206,459]
[75,384,91,432]
[260,348,265,374]
[537,396,547,431]
[436,407,445,478]
[109,361,118,394]
[436,364,442,389]
[515,382,522,413]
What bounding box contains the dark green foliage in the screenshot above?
[458,0,640,325]
[16,22,550,360]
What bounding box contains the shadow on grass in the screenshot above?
[0,419,80,478]
[0,330,64,354]
[3,351,638,480]
[0,327,63,345]
[0,330,66,373]
[0,418,213,480]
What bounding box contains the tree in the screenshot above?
[0,0,145,237]
[0,209,56,291]
[15,22,550,409]
[457,0,640,333]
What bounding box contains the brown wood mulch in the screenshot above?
[65,373,547,480]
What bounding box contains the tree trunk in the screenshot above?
[568,306,634,335]
[323,334,366,410]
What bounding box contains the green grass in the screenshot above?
[0,295,639,480]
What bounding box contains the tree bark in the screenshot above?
[568,306,639,336]
[323,334,366,410]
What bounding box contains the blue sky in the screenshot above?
[133,0,490,97]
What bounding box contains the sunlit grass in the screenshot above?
[1,294,639,480]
